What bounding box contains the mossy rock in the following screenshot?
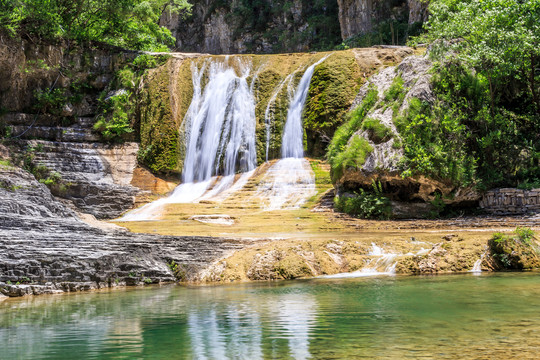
[138,59,193,175]
[273,252,314,279]
[304,51,363,157]
[488,229,540,270]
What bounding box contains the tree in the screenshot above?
[420,0,540,113]
[0,0,192,51]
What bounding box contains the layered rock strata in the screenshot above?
[0,162,247,297]
[18,140,141,219]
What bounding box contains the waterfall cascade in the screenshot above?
[169,57,258,202]
[120,55,329,221]
[255,55,330,210]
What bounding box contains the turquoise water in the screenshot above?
[2,273,540,359]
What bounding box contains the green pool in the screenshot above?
[2,273,540,359]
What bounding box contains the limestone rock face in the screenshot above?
[407,0,430,24]
[0,33,135,116]
[0,162,247,297]
[337,0,375,39]
[17,140,141,219]
[163,0,336,54]
[337,0,428,40]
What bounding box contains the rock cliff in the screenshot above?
[331,53,481,216]
[163,0,429,54]
[0,157,248,297]
[163,0,340,54]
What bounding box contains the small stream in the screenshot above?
[2,273,540,359]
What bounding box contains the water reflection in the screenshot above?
[273,294,317,359]
[186,289,317,359]
[2,274,540,359]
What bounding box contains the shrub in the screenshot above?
[93,92,134,141]
[34,88,67,115]
[516,227,535,244]
[39,171,62,186]
[334,182,392,219]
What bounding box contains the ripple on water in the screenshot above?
[2,273,540,359]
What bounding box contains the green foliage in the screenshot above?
[132,54,170,71]
[516,227,535,244]
[517,179,540,191]
[428,193,446,218]
[0,0,192,51]
[334,182,392,220]
[117,68,137,90]
[93,92,134,141]
[39,171,62,186]
[394,95,476,185]
[327,88,378,181]
[361,118,393,144]
[420,0,539,111]
[330,136,373,183]
[22,59,53,73]
[408,0,540,188]
[34,88,67,115]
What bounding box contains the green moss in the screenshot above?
[253,68,287,163]
[273,252,313,279]
[303,51,364,156]
[361,118,393,144]
[138,59,193,175]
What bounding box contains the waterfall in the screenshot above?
[119,57,259,220]
[264,70,299,162]
[164,57,258,203]
[256,55,330,210]
[120,54,331,220]
[281,56,328,159]
[470,247,488,274]
[181,58,257,184]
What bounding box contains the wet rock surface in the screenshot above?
[0,163,248,297]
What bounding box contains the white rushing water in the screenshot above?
[470,247,488,274]
[256,55,330,210]
[120,58,259,221]
[181,58,257,185]
[320,243,398,279]
[121,54,330,220]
